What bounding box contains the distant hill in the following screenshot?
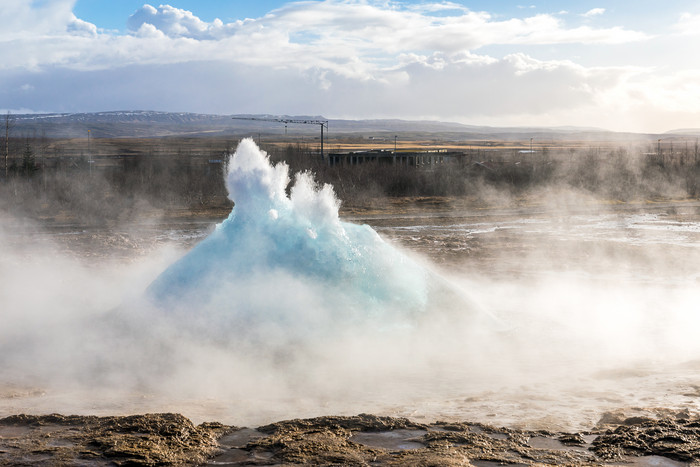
[11,111,234,139]
[5,110,687,141]
[665,128,700,136]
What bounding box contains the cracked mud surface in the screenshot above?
[3,411,700,466]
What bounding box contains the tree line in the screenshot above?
[0,132,234,223]
[2,133,700,223]
[266,140,700,204]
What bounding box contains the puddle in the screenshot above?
[616,455,690,467]
[205,447,275,466]
[349,429,427,451]
[46,438,76,448]
[528,435,591,451]
[0,426,33,438]
[205,428,271,466]
[205,448,271,465]
[468,425,509,440]
[472,461,528,467]
[216,428,266,449]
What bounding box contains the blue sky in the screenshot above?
[71,1,700,33]
[73,1,285,29]
[2,0,700,132]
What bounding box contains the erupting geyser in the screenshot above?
[6,138,700,431]
[147,138,476,343]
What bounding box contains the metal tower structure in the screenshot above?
[231,116,329,157]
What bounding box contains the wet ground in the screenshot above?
[3,411,700,466]
[348,197,700,283]
[3,197,700,464]
[5,197,700,279]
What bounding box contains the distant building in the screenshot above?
[328,149,468,167]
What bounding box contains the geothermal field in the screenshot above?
[3,138,700,465]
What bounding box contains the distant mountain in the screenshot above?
[665,128,700,136]
[5,110,674,141]
[12,111,234,138]
[326,119,621,140]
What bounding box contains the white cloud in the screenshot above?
[2,0,699,132]
[0,1,650,75]
[569,68,700,132]
[67,14,98,36]
[620,69,700,114]
[582,8,606,17]
[126,4,239,40]
[406,2,469,14]
[674,12,700,35]
[489,15,645,45]
[0,0,77,39]
[264,2,647,55]
[133,23,167,39]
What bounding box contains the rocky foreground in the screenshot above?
[1,410,700,466]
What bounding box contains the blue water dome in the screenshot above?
[147,138,478,343]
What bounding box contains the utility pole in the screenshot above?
[40,130,47,191]
[4,112,11,179]
[88,129,92,176]
[231,116,329,158]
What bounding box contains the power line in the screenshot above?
[231,116,329,157]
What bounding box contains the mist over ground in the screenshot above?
[2,138,700,431]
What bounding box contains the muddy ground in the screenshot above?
[4,199,700,465]
[2,409,700,466]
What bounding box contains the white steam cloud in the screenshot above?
[2,139,700,431]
